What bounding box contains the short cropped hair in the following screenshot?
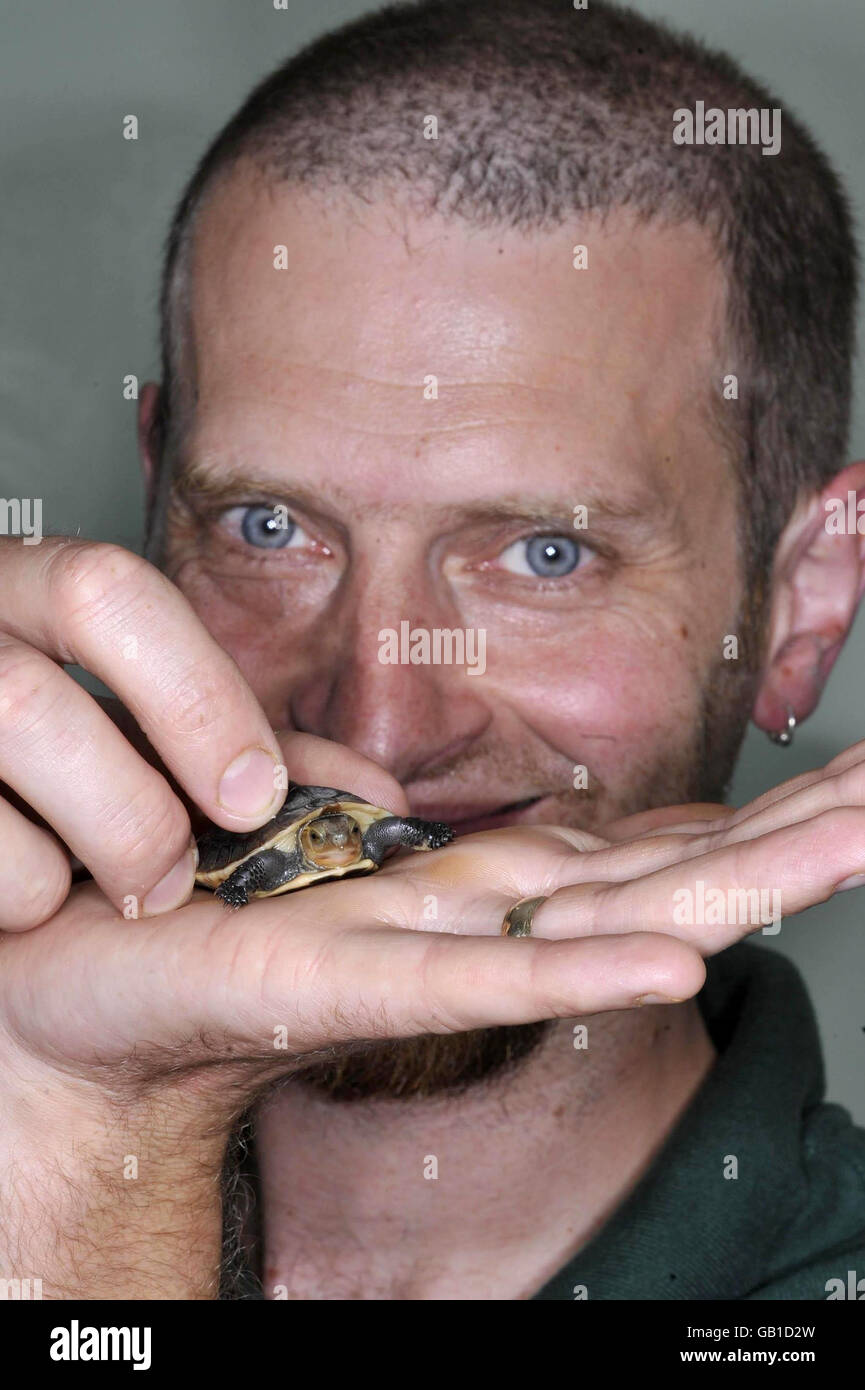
[154,0,857,579]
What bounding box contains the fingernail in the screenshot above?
[142,843,198,917]
[217,747,281,818]
[633,993,684,1006]
[836,873,865,893]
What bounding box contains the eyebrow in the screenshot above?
[174,460,350,514]
[173,459,677,536]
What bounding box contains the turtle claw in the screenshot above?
[421,821,455,850]
[398,817,455,851]
[215,881,249,910]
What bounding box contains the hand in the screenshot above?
[0,538,400,930]
[4,831,707,1083]
[503,739,865,951]
[0,831,702,1297]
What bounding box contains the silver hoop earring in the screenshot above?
[768,705,796,747]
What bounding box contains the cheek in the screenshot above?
[485,615,708,775]
[167,559,321,711]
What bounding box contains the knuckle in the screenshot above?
[617,930,665,970]
[681,829,720,862]
[9,854,71,928]
[97,782,189,878]
[161,660,235,738]
[0,644,63,741]
[826,740,865,776]
[578,880,609,934]
[814,804,862,838]
[47,542,153,637]
[831,761,865,804]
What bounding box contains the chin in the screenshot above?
[296,1023,554,1103]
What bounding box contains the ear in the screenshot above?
[752,460,865,735]
[137,382,162,508]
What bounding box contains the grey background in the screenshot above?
[2,0,864,1118]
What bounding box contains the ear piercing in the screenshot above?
[768,705,796,747]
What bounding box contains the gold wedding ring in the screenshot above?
[501,895,548,938]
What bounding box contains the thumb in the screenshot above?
[272,731,410,816]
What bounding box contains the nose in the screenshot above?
[288,575,491,784]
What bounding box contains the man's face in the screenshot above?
[158,168,757,1098]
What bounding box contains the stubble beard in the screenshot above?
[296,617,764,1104]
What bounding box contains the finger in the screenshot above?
[556,741,865,884]
[711,747,865,850]
[91,710,412,832]
[0,635,196,914]
[0,539,285,829]
[265,929,708,1053]
[273,731,410,815]
[601,741,865,847]
[717,737,865,837]
[29,885,705,1070]
[548,830,720,886]
[0,795,71,930]
[381,822,708,898]
[529,806,865,953]
[603,802,734,841]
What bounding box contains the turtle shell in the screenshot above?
[195,783,391,893]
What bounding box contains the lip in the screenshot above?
[409,795,548,836]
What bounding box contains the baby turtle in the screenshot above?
[195,782,454,908]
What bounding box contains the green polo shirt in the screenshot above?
[534,940,865,1300]
[228,941,865,1299]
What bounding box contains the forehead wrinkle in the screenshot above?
[277,411,604,441]
[190,373,617,449]
[206,354,595,397]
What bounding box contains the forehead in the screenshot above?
[185,164,731,507]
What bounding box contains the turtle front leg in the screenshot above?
[215,847,303,908]
[361,816,454,866]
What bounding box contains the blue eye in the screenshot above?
[498,534,585,578]
[240,505,296,549]
[219,504,314,551]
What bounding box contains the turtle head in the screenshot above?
[300,813,363,868]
